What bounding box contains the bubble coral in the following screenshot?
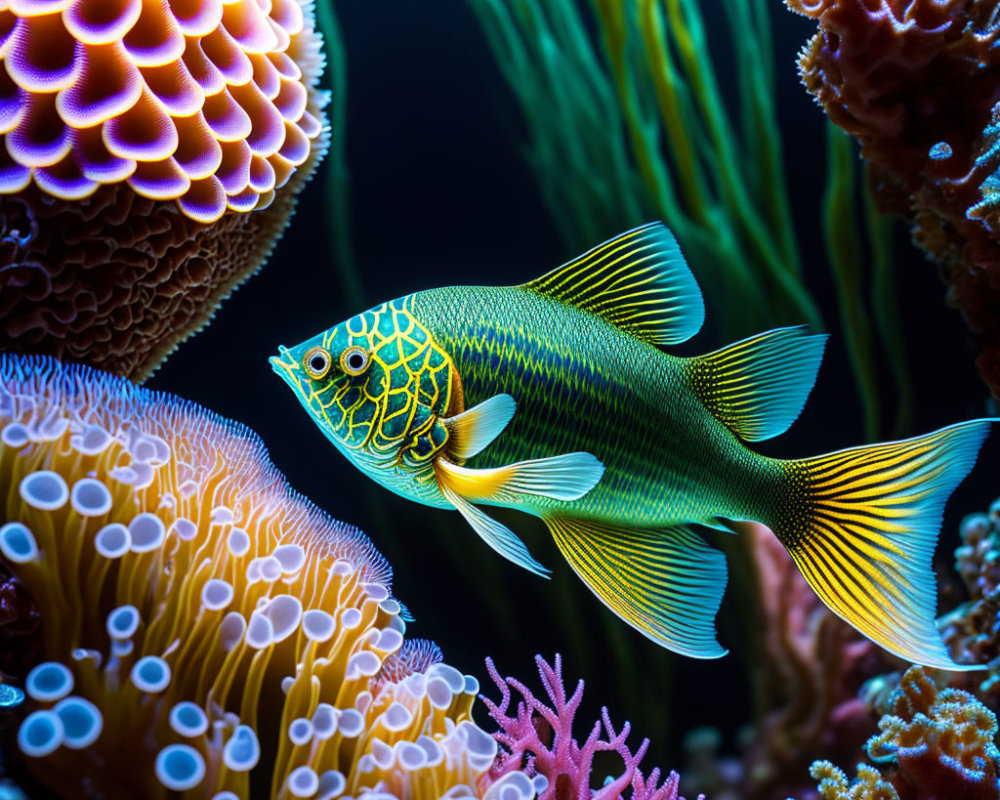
[0,353,504,799]
[783,0,1000,396]
[0,0,329,380]
[482,654,702,800]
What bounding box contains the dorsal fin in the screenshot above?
[688,326,828,442]
[523,222,705,345]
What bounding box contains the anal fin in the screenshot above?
[544,516,729,658]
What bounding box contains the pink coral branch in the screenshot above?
[481,654,704,800]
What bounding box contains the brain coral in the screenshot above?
[0,353,503,799]
[784,0,1000,396]
[0,0,329,381]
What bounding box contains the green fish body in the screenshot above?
[271,223,992,668]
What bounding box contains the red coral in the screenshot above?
[785,0,1000,396]
[480,654,702,800]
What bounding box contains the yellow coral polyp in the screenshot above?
[0,355,499,799]
[0,0,327,222]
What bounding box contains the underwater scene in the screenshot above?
[2,0,1000,798]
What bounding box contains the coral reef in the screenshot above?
[736,525,886,800]
[936,498,1000,701]
[784,0,1000,396]
[0,353,504,798]
[800,666,1000,800]
[482,654,701,800]
[0,0,330,380]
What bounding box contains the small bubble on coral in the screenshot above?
[0,522,38,564]
[26,662,73,702]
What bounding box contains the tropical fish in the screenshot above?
[270,222,992,669]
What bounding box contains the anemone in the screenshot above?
[0,0,330,381]
[0,353,502,799]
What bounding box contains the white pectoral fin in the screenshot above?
[445,394,517,459]
[438,479,551,578]
[436,452,605,503]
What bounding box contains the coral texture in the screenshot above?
[801,666,1000,800]
[482,654,701,800]
[0,354,503,799]
[938,499,1000,702]
[729,525,883,800]
[784,0,1000,395]
[0,0,329,380]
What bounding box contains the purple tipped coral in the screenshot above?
[481,654,702,800]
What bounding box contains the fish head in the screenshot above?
[270,299,460,506]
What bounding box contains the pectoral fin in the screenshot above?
[544,516,729,659]
[436,452,605,503]
[438,479,550,578]
[444,394,516,459]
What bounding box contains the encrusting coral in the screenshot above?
[0,353,505,799]
[783,0,1000,396]
[938,498,1000,702]
[482,654,702,800]
[0,0,329,381]
[800,666,1000,800]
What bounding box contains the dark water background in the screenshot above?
[148,0,998,777]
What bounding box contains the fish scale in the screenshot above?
[272,222,995,668]
[412,284,777,525]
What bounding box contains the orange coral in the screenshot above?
[0,0,329,380]
[785,0,1000,396]
[0,354,503,799]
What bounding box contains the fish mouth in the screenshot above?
[269,346,300,392]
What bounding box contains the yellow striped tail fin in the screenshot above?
[777,420,994,670]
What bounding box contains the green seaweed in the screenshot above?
[468,0,910,441]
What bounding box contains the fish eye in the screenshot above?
[303,346,332,379]
[340,345,370,376]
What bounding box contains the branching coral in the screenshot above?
[482,654,701,800]
[799,666,1000,800]
[784,0,1000,396]
[0,0,329,380]
[0,353,505,799]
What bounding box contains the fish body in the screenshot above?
[411,283,781,526]
[271,223,993,669]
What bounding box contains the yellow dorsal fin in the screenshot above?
[523,222,704,345]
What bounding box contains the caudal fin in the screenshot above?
[777,420,993,670]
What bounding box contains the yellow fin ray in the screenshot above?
[523,222,704,345]
[436,452,604,503]
[689,326,827,442]
[780,420,995,670]
[444,393,516,459]
[544,516,728,659]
